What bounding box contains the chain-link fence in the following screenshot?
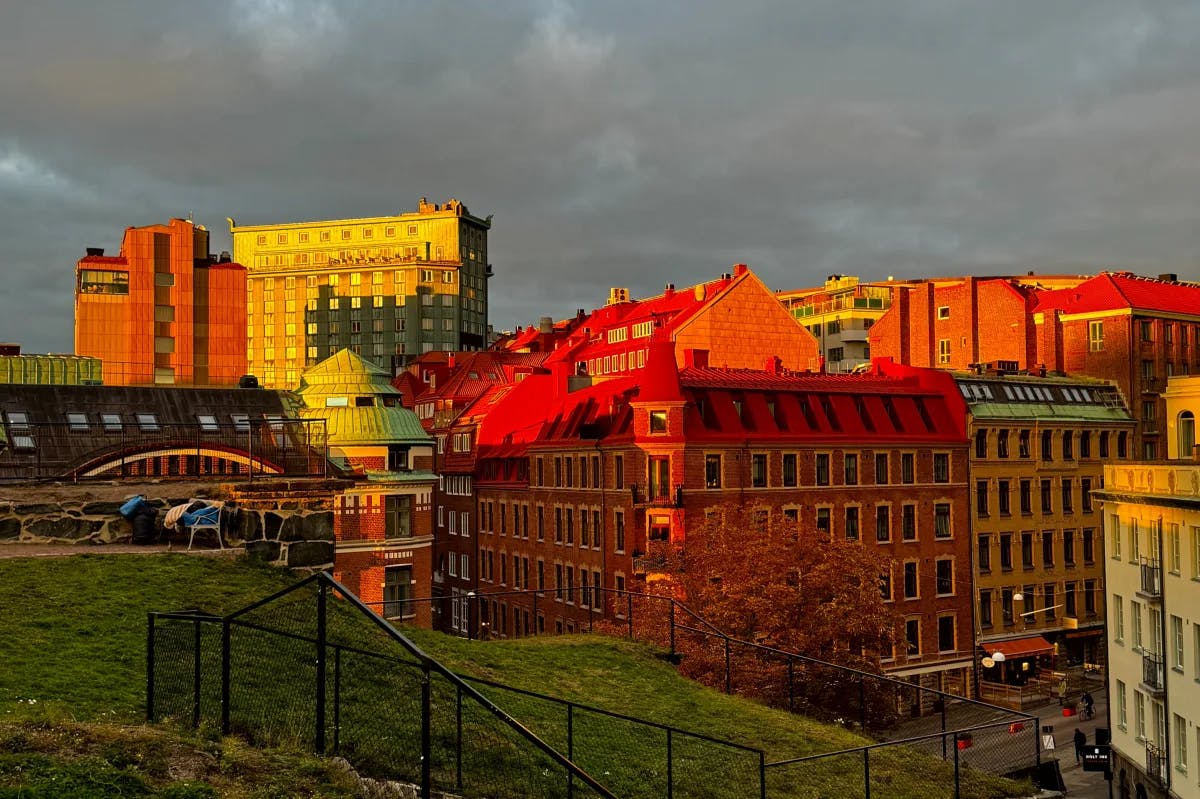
[148,572,769,799]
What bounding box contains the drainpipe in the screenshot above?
[1157,516,1171,791]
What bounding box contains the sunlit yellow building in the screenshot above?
[229,198,492,389]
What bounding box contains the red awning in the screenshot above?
[988,636,1053,660]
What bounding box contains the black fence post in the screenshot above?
[724,637,732,694]
[455,683,463,791]
[759,750,767,799]
[626,592,633,639]
[191,617,201,729]
[669,601,676,658]
[146,613,155,722]
[315,581,327,754]
[567,702,575,799]
[333,646,341,753]
[859,673,866,728]
[787,657,795,712]
[666,727,673,799]
[221,619,231,734]
[863,746,871,799]
[953,732,961,799]
[940,698,948,761]
[421,663,432,799]
[533,592,539,635]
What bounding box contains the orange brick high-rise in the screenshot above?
[74,218,247,386]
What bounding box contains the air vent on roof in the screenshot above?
[1159,273,1178,282]
[85,247,104,257]
[238,374,260,389]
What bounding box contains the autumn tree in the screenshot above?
[644,506,903,726]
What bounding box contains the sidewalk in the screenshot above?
[1032,686,1110,798]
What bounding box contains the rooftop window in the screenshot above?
[197,414,219,432]
[66,412,88,432]
[136,413,159,432]
[231,414,250,433]
[100,413,122,432]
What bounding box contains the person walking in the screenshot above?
[1074,727,1087,764]
[1057,678,1069,706]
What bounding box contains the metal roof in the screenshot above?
[297,349,429,445]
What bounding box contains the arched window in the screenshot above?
[1180,410,1196,457]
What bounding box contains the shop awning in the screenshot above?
[988,635,1053,660]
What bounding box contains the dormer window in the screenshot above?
[355,396,375,407]
[649,410,667,433]
[325,397,349,407]
[388,446,410,471]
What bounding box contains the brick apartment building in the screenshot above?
[446,340,976,695]
[75,218,247,386]
[869,272,1200,459]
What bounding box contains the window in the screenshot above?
[1001,588,1014,624]
[196,414,218,432]
[844,453,858,485]
[649,410,667,433]
[1141,320,1153,342]
[937,305,950,320]
[979,590,993,627]
[385,496,412,538]
[997,429,1009,458]
[1042,583,1056,620]
[782,453,797,487]
[705,454,722,488]
[815,453,830,486]
[975,429,988,458]
[1176,714,1188,772]
[880,570,893,601]
[933,453,949,483]
[876,505,891,542]
[383,566,414,619]
[1061,479,1073,513]
[905,619,920,656]
[136,413,159,432]
[65,412,88,432]
[100,413,122,432]
[977,534,991,572]
[901,453,915,484]
[1132,600,1143,650]
[998,533,1013,571]
[1041,430,1053,461]
[938,338,951,364]
[1063,529,1076,565]
[816,507,831,535]
[78,269,130,294]
[1135,692,1146,741]
[1020,480,1032,514]
[874,453,888,484]
[1173,615,1185,670]
[903,562,918,599]
[845,506,860,540]
[935,559,954,595]
[614,511,625,552]
[997,479,1011,515]
[1088,321,1104,351]
[934,503,951,538]
[976,480,989,516]
[1021,533,1034,569]
[1111,515,1122,560]
[1040,479,1052,514]
[1116,680,1127,729]
[751,454,767,487]
[902,504,916,540]
[937,616,955,653]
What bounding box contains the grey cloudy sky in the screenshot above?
[4,0,1200,352]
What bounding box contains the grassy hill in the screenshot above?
[0,554,1029,798]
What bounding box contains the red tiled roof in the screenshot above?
[1033,272,1200,316]
[77,255,128,266]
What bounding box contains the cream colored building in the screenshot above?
[229,198,492,389]
[1098,378,1200,799]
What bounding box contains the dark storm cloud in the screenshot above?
[3,0,1200,351]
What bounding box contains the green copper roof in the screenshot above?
[967,402,1132,423]
[297,349,429,445]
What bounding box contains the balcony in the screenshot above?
[1138,558,1162,600]
[1141,651,1165,695]
[630,483,683,508]
[632,544,670,576]
[1146,742,1168,787]
[838,327,870,343]
[1141,375,1166,393]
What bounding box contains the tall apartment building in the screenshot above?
[74,218,247,386]
[228,198,492,389]
[958,371,1133,688]
[777,275,894,373]
[868,271,1200,459]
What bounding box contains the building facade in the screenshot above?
[75,218,247,386]
[959,372,1134,691]
[229,198,492,389]
[296,349,438,627]
[1097,459,1200,799]
[447,345,976,696]
[776,275,894,373]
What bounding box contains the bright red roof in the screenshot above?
[77,255,128,266]
[1033,272,1200,316]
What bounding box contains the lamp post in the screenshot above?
[467,591,475,640]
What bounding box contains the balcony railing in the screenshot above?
[630,483,683,508]
[632,546,670,575]
[1142,651,1165,694]
[1139,558,1162,598]
[1146,742,1168,787]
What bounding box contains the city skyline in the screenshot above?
[5,1,1200,353]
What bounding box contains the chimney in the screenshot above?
[85,247,104,257]
[539,316,554,334]
[683,349,709,368]
[447,353,456,369]
[664,283,675,297]
[608,287,630,305]
[763,355,783,374]
[694,284,706,301]
[1159,273,1178,283]
[733,263,749,277]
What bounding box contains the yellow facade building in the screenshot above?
[229,198,492,389]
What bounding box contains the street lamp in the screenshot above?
[467,591,476,640]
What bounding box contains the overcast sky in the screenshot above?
[4,1,1200,352]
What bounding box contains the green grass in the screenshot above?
[0,555,1031,799]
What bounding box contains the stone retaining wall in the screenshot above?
[0,478,354,569]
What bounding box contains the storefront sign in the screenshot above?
[1082,744,1110,773]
